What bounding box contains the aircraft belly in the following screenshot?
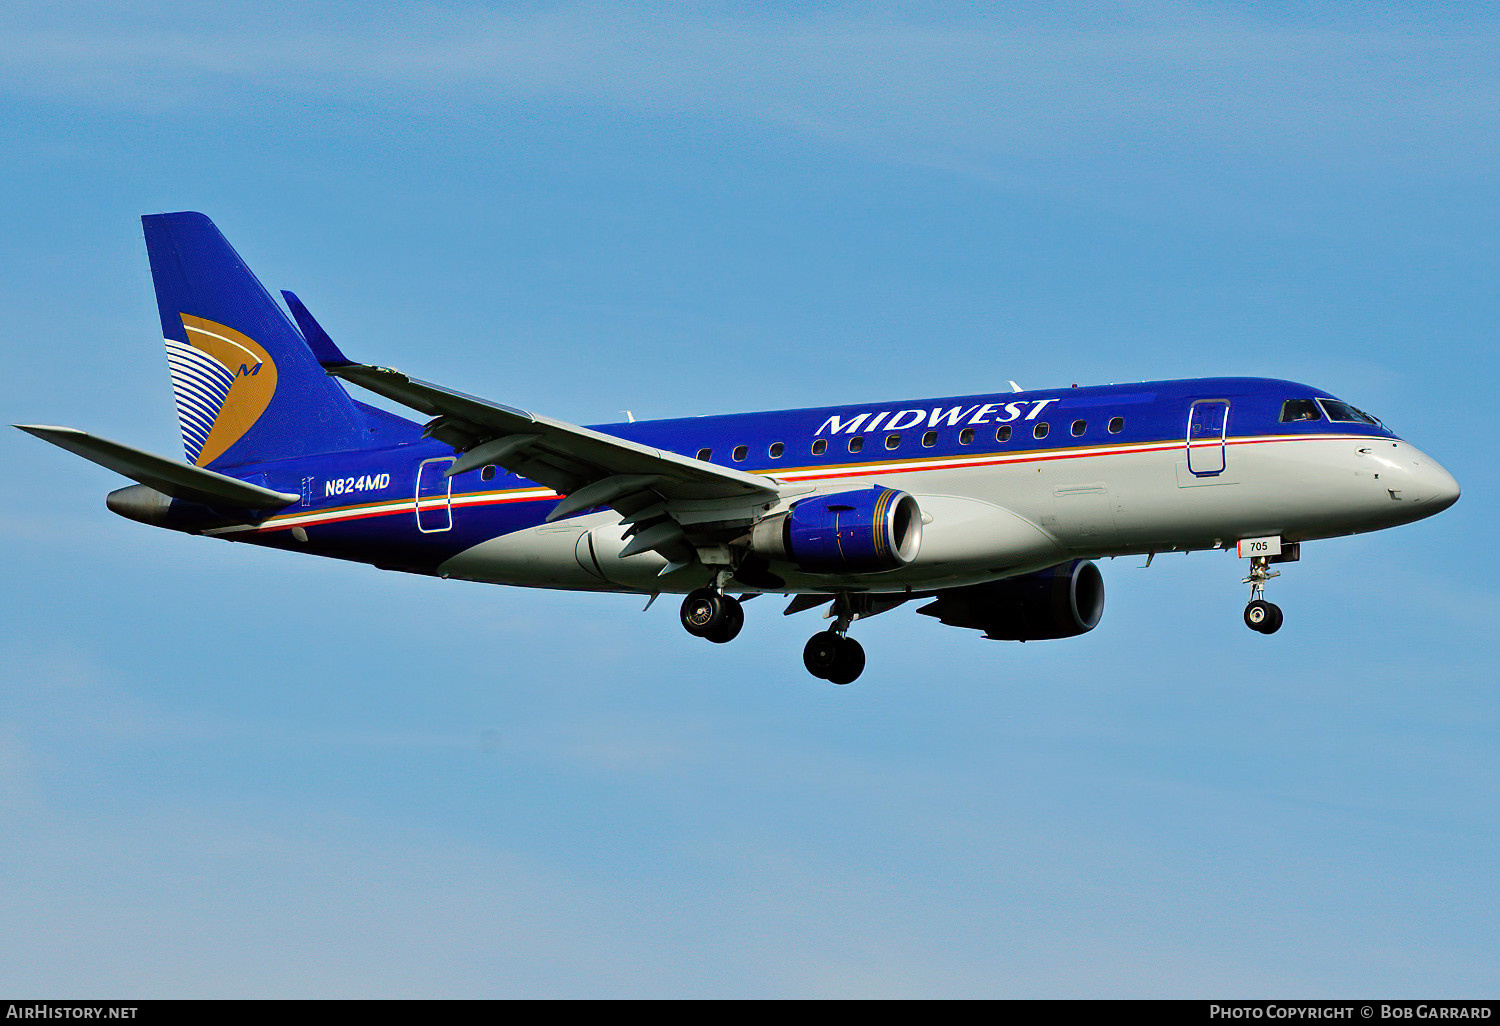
[1102,437,1396,546]
[874,462,1117,554]
[873,438,1392,555]
[907,492,1064,568]
[584,521,685,589]
[1219,436,1421,538]
[433,436,1406,593]
[439,520,620,590]
[1096,445,1290,548]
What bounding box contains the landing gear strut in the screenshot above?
[680,587,743,644]
[1242,556,1284,635]
[802,594,867,685]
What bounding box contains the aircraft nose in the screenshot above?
[1393,445,1460,515]
[1409,450,1461,512]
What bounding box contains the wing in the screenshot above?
[331,362,775,501]
[286,300,782,569]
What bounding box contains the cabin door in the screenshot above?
[1186,400,1229,477]
[415,457,455,532]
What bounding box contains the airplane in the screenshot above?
[17,212,1462,685]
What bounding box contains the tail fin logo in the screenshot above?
[165,314,279,466]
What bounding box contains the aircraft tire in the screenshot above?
[704,597,744,644]
[1244,600,1283,634]
[803,631,843,679]
[681,588,728,638]
[1260,602,1284,634]
[804,631,865,684]
[825,637,866,686]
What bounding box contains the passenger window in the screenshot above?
[1071,420,1086,437]
[995,425,1011,443]
[1033,422,1049,439]
[1108,416,1124,434]
[922,430,938,448]
[848,436,864,453]
[696,448,712,461]
[811,439,827,456]
[959,427,974,445]
[1280,399,1323,424]
[769,442,785,458]
[480,465,496,482]
[885,434,901,450]
[732,445,748,462]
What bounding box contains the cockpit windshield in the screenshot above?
[1279,399,1323,423]
[1317,399,1383,427]
[1280,397,1384,428]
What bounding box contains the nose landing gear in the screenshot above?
[1244,597,1283,634]
[1242,555,1283,635]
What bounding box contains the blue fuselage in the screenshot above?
[145,375,1455,597]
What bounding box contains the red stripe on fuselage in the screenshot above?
[229,432,1361,536]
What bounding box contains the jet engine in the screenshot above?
[750,487,922,573]
[916,559,1105,640]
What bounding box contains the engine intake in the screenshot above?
[751,487,922,573]
[917,559,1105,640]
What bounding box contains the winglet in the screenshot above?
[281,290,354,368]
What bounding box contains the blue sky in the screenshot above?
[2,1,1496,997]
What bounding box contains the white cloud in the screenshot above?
[4,4,1497,185]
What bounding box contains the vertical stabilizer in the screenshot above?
[143,211,373,468]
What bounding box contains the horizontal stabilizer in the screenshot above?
[15,425,300,510]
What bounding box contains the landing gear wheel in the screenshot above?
[681,589,744,642]
[1242,554,1285,635]
[681,588,728,638]
[803,631,866,685]
[1261,603,1284,634]
[1244,599,1284,635]
[704,598,744,644]
[803,631,842,678]
[826,637,865,685]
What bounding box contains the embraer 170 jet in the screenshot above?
[19,213,1461,684]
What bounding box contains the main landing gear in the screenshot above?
[1242,555,1284,635]
[679,584,870,685]
[802,594,866,685]
[803,630,865,686]
[680,587,744,644]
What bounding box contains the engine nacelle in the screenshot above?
[750,487,922,574]
[916,559,1105,641]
